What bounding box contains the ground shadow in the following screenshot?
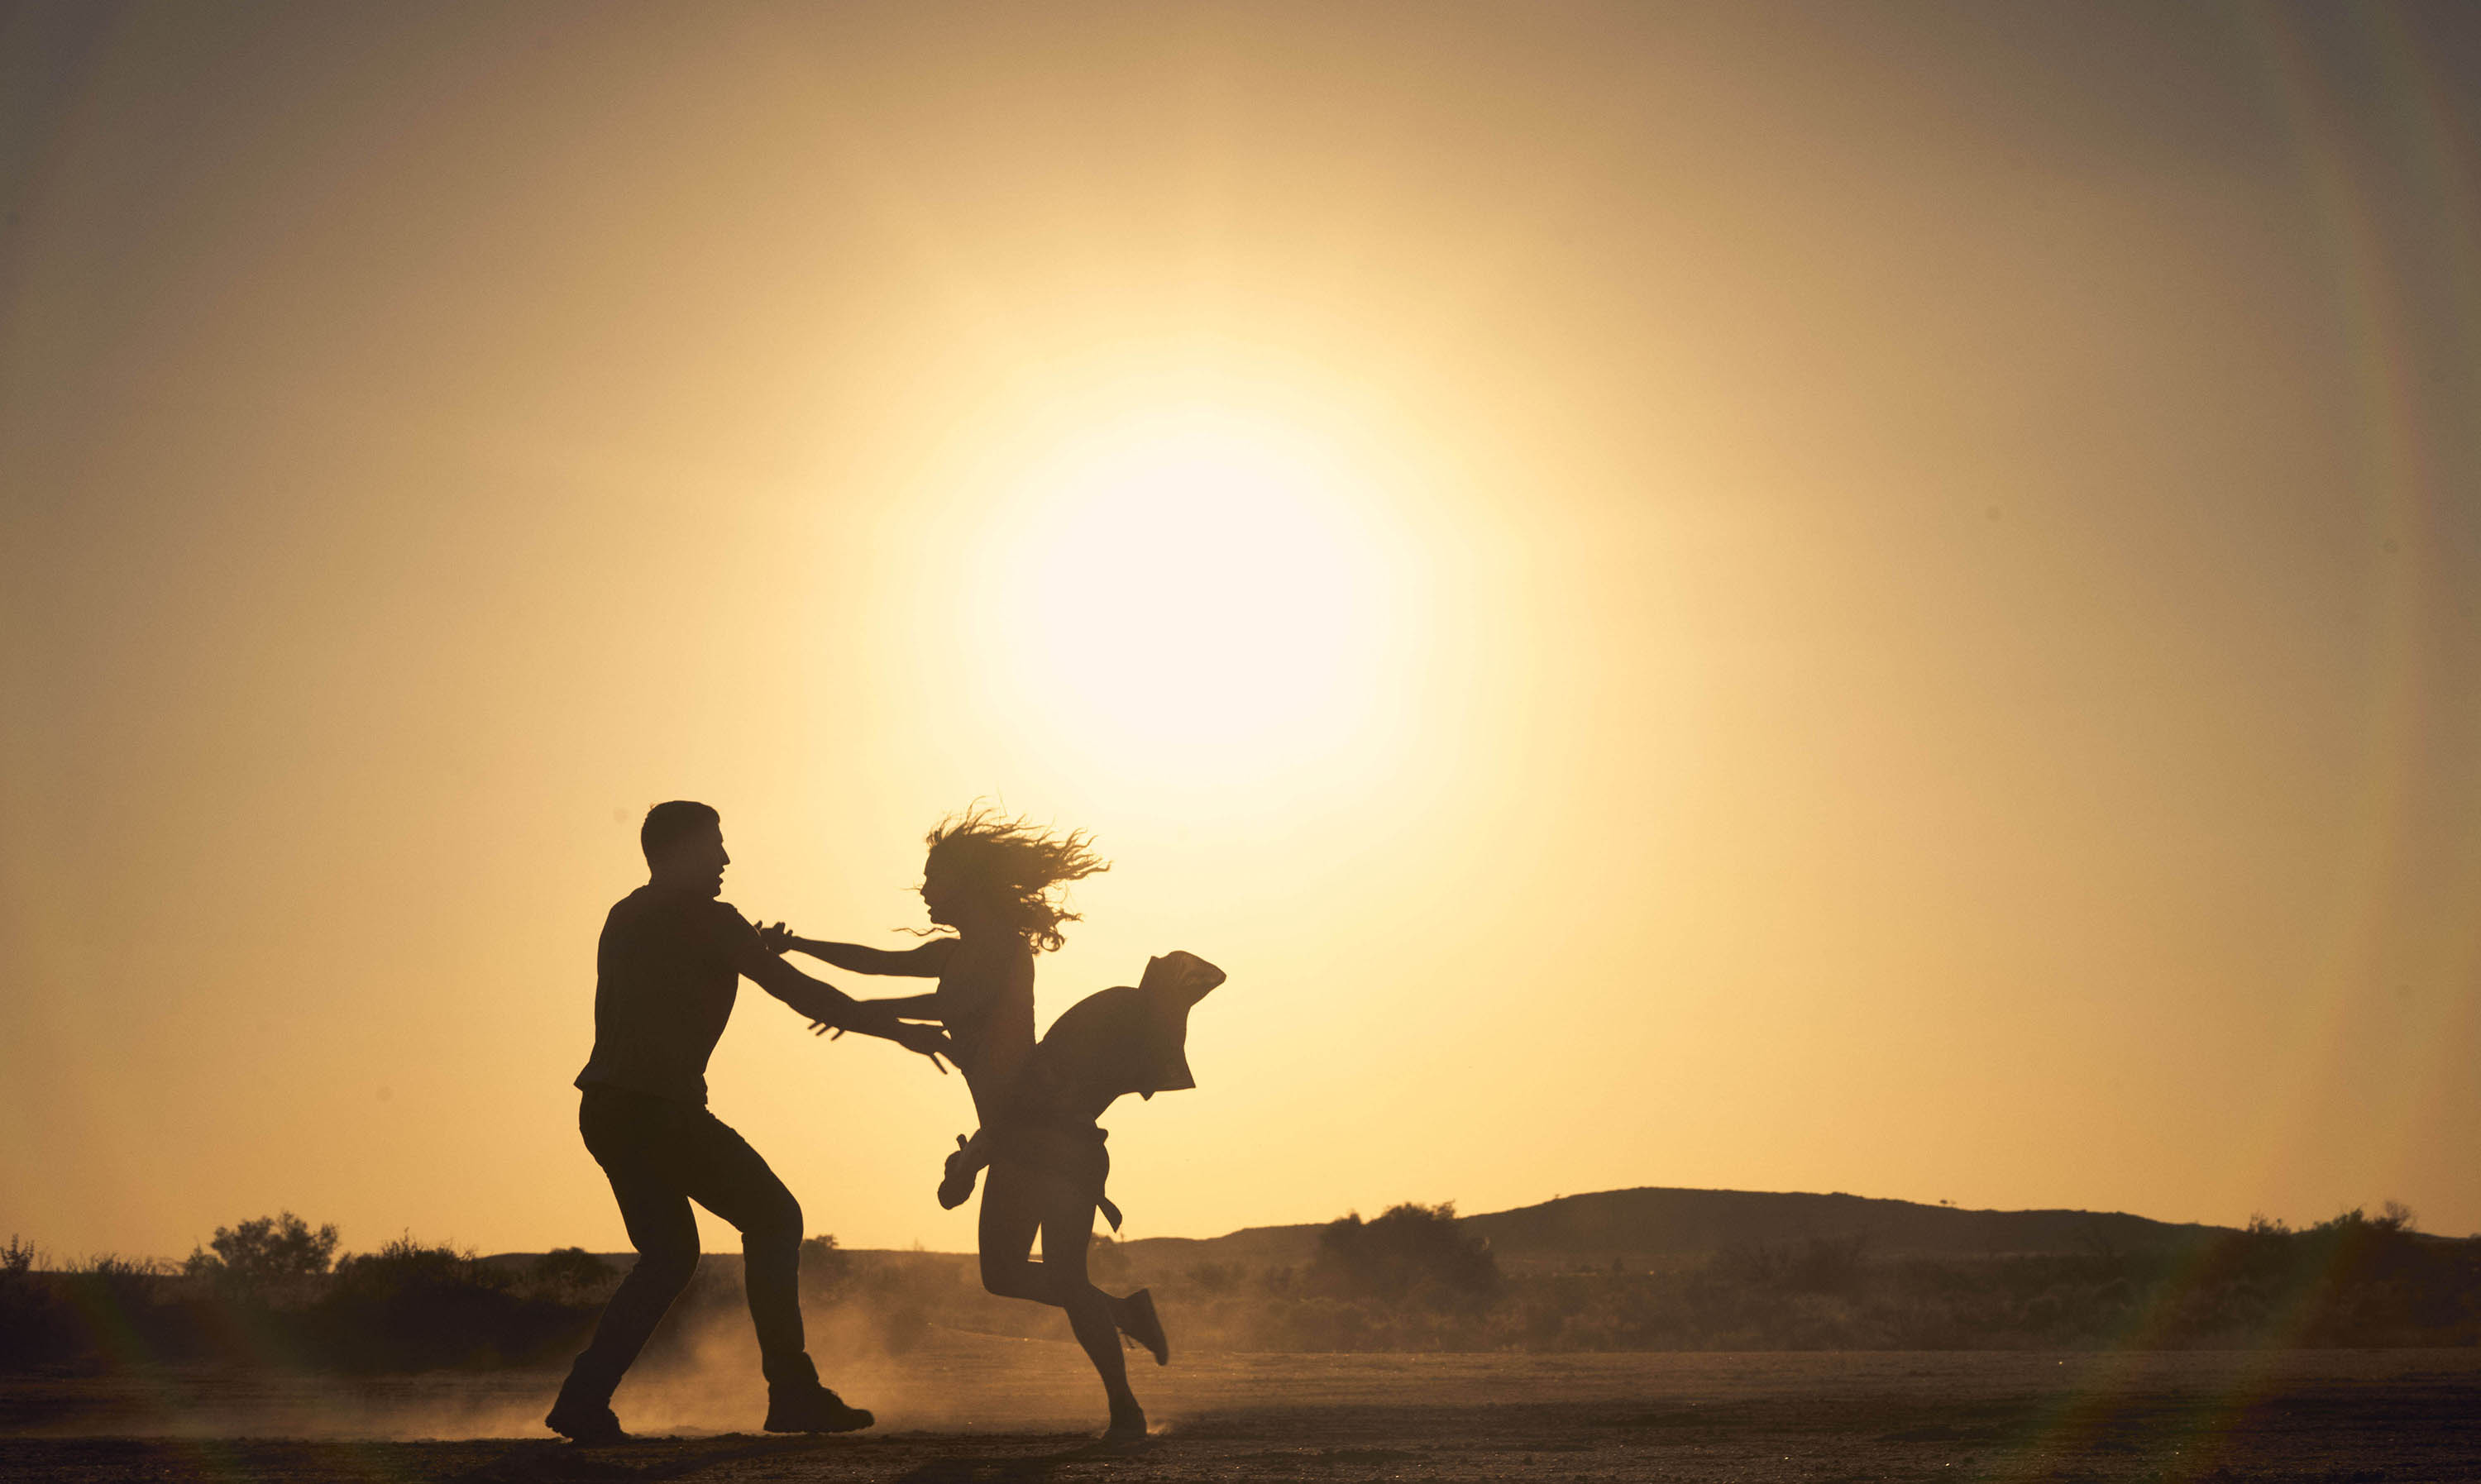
[891,1438,1151,1483]
[452,1434,856,1484]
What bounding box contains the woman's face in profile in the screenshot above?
[920,855,960,926]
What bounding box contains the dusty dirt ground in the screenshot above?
[3,1344,2475,1482]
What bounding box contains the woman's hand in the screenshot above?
[810,1005,952,1074]
[758,920,799,956]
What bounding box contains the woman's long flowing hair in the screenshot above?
[924,804,1110,953]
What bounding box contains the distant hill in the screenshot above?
[1116,1186,2231,1274]
[485,1186,2233,1276]
[1465,1187,2226,1259]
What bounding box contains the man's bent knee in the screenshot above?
[631,1247,699,1296]
[743,1192,802,1252]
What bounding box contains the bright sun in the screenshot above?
[974,408,1410,788]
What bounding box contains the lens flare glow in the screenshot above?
[973,409,1412,789]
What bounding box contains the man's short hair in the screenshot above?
[641,800,721,863]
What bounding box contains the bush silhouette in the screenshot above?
[1714,1233,1869,1294]
[799,1233,853,1300]
[7,1202,2476,1371]
[0,1236,84,1370]
[1185,1260,1245,1295]
[184,1211,338,1295]
[1313,1202,1502,1306]
[313,1236,590,1372]
[527,1247,615,1300]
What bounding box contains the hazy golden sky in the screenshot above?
[5,2,2479,1260]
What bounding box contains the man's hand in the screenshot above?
[758,920,797,956]
[888,1021,953,1072]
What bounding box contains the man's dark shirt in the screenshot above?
[575,885,764,1105]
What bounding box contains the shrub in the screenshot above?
[56,1256,178,1368]
[184,1212,339,1296]
[799,1234,853,1300]
[313,1236,590,1372]
[527,1247,615,1300]
[0,1237,83,1371]
[1713,1234,1869,1295]
[1186,1260,1245,1296]
[1312,1202,1502,1308]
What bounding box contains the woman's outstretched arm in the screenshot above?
[761,928,957,977]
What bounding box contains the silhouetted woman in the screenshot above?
[764,807,1211,1442]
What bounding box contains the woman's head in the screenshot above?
[920,804,1109,952]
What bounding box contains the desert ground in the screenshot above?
[3,1342,2474,1483]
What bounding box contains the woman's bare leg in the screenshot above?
[976,1161,1049,1303]
[976,1162,1140,1430]
[1035,1175,1140,1429]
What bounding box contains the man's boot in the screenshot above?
[546,1354,630,1445]
[762,1352,874,1434]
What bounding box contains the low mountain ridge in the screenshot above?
[486,1186,2231,1273]
[1115,1186,2229,1272]
[1464,1186,2226,1258]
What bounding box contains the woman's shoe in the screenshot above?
[1102,1400,1149,1444]
[1117,1288,1169,1367]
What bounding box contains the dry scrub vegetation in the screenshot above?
[6,1201,2476,1377]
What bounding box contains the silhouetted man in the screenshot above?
[547,801,948,1444]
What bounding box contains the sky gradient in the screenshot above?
[5,1,2479,1261]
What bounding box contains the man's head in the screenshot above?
[641,800,728,897]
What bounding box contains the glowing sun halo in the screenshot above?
[979,412,1408,784]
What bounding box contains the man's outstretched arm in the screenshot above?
[733,943,951,1068]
